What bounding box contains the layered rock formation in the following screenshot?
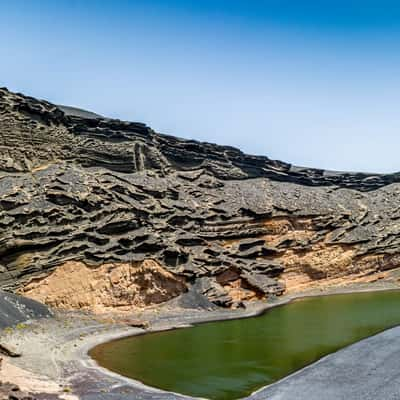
[2,87,400,311]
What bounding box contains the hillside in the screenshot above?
[1,87,400,311]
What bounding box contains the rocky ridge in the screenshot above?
[2,87,400,310]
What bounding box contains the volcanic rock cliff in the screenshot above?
[1,87,400,312]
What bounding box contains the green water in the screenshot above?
[90,290,400,400]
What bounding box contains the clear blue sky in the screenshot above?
[2,1,400,172]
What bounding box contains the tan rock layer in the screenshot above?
[19,260,187,313]
[20,216,400,311]
[225,217,400,294]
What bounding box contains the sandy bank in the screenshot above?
[1,276,400,400]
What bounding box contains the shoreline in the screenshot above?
[1,278,400,400]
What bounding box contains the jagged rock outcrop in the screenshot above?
[2,87,400,310]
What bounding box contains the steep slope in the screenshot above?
[1,87,400,311]
[0,290,50,329]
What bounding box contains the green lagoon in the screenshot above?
[90,290,400,400]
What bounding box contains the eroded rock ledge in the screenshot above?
[2,87,400,310]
